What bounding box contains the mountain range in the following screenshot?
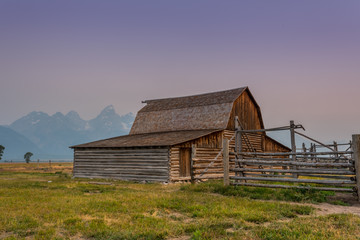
[0,105,134,160]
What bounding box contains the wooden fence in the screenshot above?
[223,122,360,202]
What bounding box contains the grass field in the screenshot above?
[0,162,359,239]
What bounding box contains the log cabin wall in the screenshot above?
[73,147,170,182]
[187,130,289,181]
[193,147,224,180]
[170,146,225,181]
[169,129,270,181]
[227,90,263,131]
[169,131,223,181]
[169,130,276,181]
[191,130,265,181]
[169,147,190,181]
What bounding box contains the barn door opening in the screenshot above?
[179,148,191,177]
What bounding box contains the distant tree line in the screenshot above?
[0,146,34,164]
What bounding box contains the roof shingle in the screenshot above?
[130,87,246,134]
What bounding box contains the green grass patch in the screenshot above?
[181,180,336,203]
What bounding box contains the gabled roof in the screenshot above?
[70,129,220,148]
[130,87,248,135]
[140,87,246,112]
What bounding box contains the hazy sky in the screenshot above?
[0,0,359,142]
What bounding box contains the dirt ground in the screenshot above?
[263,192,360,217]
[312,192,360,217]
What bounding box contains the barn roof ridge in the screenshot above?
[138,87,247,113]
[142,87,247,104]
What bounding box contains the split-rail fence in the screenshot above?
[223,121,360,202]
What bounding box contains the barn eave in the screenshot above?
[70,129,222,149]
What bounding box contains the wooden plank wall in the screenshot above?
[174,131,223,149]
[73,147,170,182]
[193,147,225,180]
[224,130,264,152]
[170,130,270,181]
[170,131,223,181]
[264,135,290,152]
[192,130,265,180]
[169,131,228,181]
[170,147,191,181]
[192,130,258,180]
[227,90,263,130]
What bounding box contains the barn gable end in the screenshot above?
[227,88,264,130]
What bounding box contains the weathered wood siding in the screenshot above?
[170,130,265,181]
[193,147,227,180]
[169,131,223,181]
[189,131,287,181]
[224,130,289,153]
[170,147,191,181]
[227,90,263,130]
[173,131,223,149]
[264,135,290,152]
[224,130,264,152]
[171,146,230,181]
[73,147,170,182]
[191,130,262,180]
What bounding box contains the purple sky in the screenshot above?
[0,0,359,142]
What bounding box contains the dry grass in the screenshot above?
[0,163,359,239]
[0,162,73,174]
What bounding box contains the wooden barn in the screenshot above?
[71,87,290,182]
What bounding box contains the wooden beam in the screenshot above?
[352,134,360,202]
[223,138,230,186]
[290,120,297,178]
[231,183,355,192]
[230,168,355,175]
[231,151,352,156]
[232,159,353,168]
[191,144,196,184]
[230,176,356,185]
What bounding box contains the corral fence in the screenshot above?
[223,121,360,202]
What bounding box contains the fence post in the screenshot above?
[302,143,307,162]
[334,141,339,162]
[352,134,360,202]
[290,120,298,178]
[223,138,230,186]
[234,117,243,180]
[191,144,196,184]
[235,116,241,154]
